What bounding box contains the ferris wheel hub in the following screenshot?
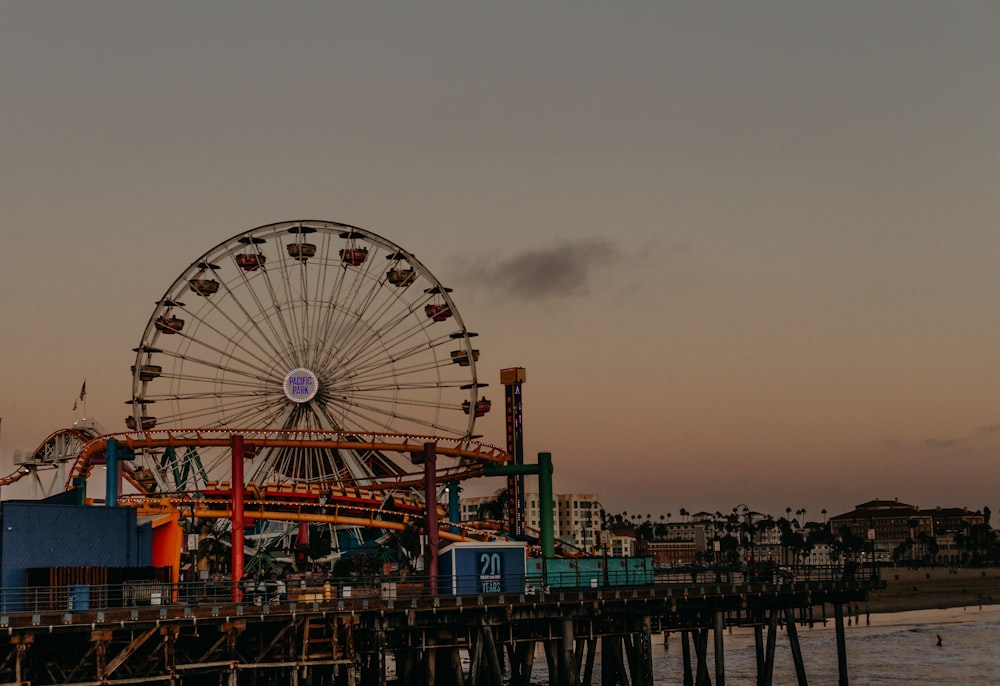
[282,367,319,403]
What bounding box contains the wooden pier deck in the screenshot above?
[0,574,880,686]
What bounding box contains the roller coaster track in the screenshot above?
[123,494,505,544]
[5,428,513,543]
[64,428,510,491]
[0,427,101,487]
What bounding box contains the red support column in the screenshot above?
[231,434,246,602]
[423,442,439,596]
[296,522,310,571]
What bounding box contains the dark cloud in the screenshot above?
[457,239,621,299]
[924,438,961,450]
[886,424,1000,456]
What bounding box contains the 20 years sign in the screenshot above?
[478,552,503,593]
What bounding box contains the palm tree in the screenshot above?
[477,489,510,522]
[384,523,423,573]
[777,518,798,566]
[834,525,865,563]
[916,532,939,564]
[197,520,231,575]
[655,514,667,540]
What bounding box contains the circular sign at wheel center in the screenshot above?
[283,368,319,403]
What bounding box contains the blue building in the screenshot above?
[438,541,527,595]
[0,500,154,609]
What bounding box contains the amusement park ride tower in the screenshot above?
[502,367,527,539]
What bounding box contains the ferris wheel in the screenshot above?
[128,220,488,493]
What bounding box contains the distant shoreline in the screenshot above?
[864,566,1000,615]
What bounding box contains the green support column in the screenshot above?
[483,451,555,558]
[538,452,554,558]
[104,439,135,508]
[105,439,119,508]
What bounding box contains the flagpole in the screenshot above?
[76,379,87,418]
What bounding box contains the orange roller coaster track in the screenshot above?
[123,495,503,544]
[66,428,511,493]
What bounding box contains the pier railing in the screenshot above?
[0,563,870,620]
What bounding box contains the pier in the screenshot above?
[0,569,879,686]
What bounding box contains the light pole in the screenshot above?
[599,511,610,587]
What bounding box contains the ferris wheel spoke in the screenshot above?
[148,354,280,387]
[325,297,430,372]
[158,393,285,428]
[154,374,273,392]
[197,451,233,482]
[321,395,450,435]
[346,322,450,383]
[340,350,455,387]
[150,405,234,429]
[304,248,344,370]
[222,253,305,370]
[158,332,288,386]
[302,404,375,479]
[250,233,309,363]
[343,351,451,387]
[144,389,277,403]
[318,319,442,387]
[276,231,317,354]
[314,261,424,372]
[320,265,386,356]
[311,254,357,358]
[197,268,300,372]
[223,398,293,428]
[294,233,347,358]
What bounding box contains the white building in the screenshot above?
[459,484,603,554]
[609,534,636,558]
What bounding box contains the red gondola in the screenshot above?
[340,247,369,266]
[125,416,157,430]
[462,397,492,417]
[424,303,452,321]
[154,315,185,334]
[236,253,266,271]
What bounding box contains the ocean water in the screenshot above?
[533,605,1000,685]
[652,605,1000,686]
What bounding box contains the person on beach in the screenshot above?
[936,634,942,647]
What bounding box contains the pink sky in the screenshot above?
[1,2,998,521]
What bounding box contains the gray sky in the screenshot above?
[1,2,999,520]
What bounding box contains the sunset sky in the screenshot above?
[1,2,999,521]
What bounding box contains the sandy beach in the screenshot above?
[865,566,1000,614]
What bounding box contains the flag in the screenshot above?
[74,380,86,411]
